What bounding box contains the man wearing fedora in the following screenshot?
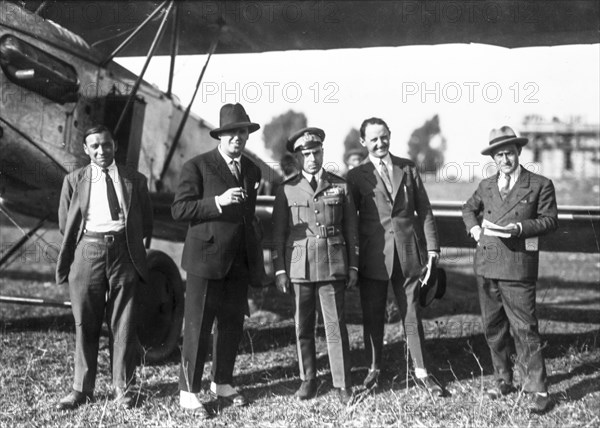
[272,127,358,404]
[462,125,558,413]
[346,117,444,396]
[172,103,264,417]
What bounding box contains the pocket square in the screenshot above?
[254,182,260,190]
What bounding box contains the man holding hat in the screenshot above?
[271,127,359,404]
[346,117,443,396]
[462,125,558,413]
[172,103,264,417]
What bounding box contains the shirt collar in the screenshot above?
[218,145,242,164]
[369,153,392,169]
[90,161,117,173]
[500,165,521,183]
[301,168,323,183]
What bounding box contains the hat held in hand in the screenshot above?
[419,265,447,307]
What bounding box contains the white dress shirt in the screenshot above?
[497,165,521,193]
[369,153,394,192]
[85,161,125,232]
[214,146,243,212]
[301,168,323,186]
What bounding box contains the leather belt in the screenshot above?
[317,225,342,238]
[83,229,125,244]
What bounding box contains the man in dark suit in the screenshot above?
[172,103,263,417]
[272,127,358,404]
[55,125,153,410]
[462,126,558,413]
[346,117,443,396]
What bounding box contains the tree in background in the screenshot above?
[263,110,308,161]
[407,114,446,173]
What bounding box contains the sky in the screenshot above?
[117,43,599,177]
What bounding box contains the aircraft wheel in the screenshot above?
[137,249,184,363]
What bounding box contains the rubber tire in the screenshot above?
[137,249,184,363]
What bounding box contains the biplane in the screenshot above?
[1,0,598,361]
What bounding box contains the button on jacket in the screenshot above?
[272,171,358,282]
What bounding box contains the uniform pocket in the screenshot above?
[327,235,347,277]
[288,199,309,224]
[323,195,344,225]
[286,238,307,279]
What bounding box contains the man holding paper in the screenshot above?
[462,126,558,413]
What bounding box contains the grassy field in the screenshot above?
[1,178,599,427]
[1,245,598,427]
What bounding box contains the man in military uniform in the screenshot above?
[272,127,358,404]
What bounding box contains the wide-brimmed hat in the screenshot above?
[209,103,260,139]
[481,126,528,155]
[419,266,447,307]
[287,127,325,152]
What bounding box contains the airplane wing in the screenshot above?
[20,1,600,57]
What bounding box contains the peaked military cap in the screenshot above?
[287,127,326,152]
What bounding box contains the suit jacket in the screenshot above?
[56,164,153,285]
[462,166,558,281]
[347,155,439,280]
[171,148,264,286]
[272,171,358,283]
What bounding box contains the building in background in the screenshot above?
[519,116,600,179]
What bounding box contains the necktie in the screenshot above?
[231,160,241,183]
[379,160,393,195]
[309,175,318,192]
[103,168,120,220]
[500,173,511,200]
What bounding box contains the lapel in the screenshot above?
[292,173,314,196]
[117,164,133,219]
[315,171,333,195]
[209,148,238,188]
[77,164,92,219]
[240,155,256,191]
[390,154,406,202]
[360,160,381,192]
[486,174,504,216]
[491,166,533,223]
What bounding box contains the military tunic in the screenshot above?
[271,169,358,388]
[272,171,358,281]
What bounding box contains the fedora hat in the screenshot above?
[419,266,447,307]
[481,126,528,155]
[287,127,325,153]
[209,103,260,139]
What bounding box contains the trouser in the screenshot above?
[293,280,351,388]
[179,249,249,392]
[359,250,427,371]
[477,276,547,392]
[68,235,139,393]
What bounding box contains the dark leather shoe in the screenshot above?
[338,387,353,405]
[56,390,93,410]
[210,390,249,407]
[363,369,380,389]
[530,393,553,414]
[486,379,514,399]
[295,379,318,400]
[416,376,444,397]
[224,391,249,407]
[114,387,134,409]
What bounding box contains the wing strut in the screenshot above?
[156,24,222,191]
[167,1,180,98]
[100,0,169,67]
[112,1,174,138]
